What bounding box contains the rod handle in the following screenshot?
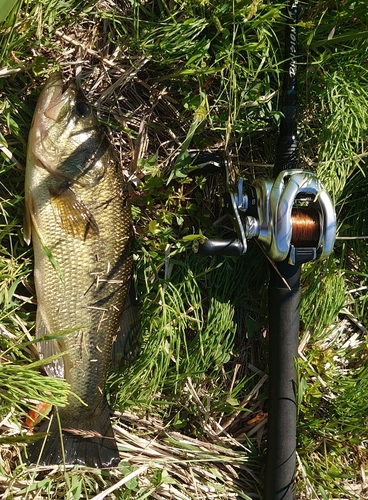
[264,262,300,500]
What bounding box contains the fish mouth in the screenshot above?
[29,72,79,161]
[37,72,76,123]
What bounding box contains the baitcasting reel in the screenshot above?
[193,162,336,265]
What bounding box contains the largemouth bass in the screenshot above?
[24,72,138,468]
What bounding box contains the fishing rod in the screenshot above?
[192,0,336,497]
[264,3,303,498]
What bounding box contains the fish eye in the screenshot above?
[75,101,90,118]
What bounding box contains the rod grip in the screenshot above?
[264,262,300,500]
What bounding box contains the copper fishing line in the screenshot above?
[291,207,320,247]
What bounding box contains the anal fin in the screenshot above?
[36,308,64,378]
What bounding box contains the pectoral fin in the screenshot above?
[112,281,142,370]
[36,308,64,378]
[50,185,99,240]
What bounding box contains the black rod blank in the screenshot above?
[274,0,299,175]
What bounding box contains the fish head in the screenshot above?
[29,72,107,183]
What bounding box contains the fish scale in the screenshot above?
[24,73,137,468]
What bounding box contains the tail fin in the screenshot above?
[25,404,119,468]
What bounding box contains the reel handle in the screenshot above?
[193,238,244,257]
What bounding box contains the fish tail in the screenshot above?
[25,404,120,468]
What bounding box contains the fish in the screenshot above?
[24,72,140,468]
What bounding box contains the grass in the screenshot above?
[0,0,367,498]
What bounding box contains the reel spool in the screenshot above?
[291,207,320,248]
